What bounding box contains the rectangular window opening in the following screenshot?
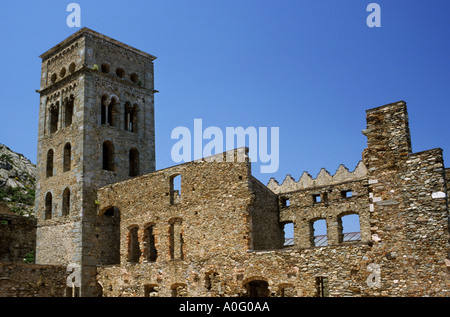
[316,276,329,297]
[280,197,290,207]
[313,194,321,204]
[341,190,353,198]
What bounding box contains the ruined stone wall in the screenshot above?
[0,211,36,263]
[360,101,449,296]
[267,161,371,248]
[95,151,377,297]
[248,176,284,250]
[278,179,371,248]
[96,152,256,266]
[0,263,66,297]
[97,243,373,297]
[95,102,448,297]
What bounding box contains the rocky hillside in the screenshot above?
[0,143,36,216]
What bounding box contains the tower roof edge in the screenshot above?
[39,27,157,61]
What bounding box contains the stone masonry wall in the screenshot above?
[361,101,449,296]
[95,102,449,297]
[95,150,378,297]
[35,28,157,296]
[0,263,66,297]
[0,209,36,263]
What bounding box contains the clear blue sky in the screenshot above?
[1,0,449,191]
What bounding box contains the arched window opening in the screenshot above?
[63,143,71,172]
[171,283,187,297]
[46,149,54,178]
[282,222,294,247]
[60,67,66,78]
[169,218,183,260]
[101,95,107,125]
[108,98,117,127]
[129,148,140,177]
[101,96,117,127]
[45,192,52,220]
[101,63,110,74]
[310,219,327,247]
[170,174,181,205]
[143,224,157,262]
[144,285,159,297]
[50,73,57,84]
[127,226,141,263]
[49,103,59,134]
[242,280,269,297]
[103,207,118,217]
[124,102,132,131]
[130,104,138,133]
[102,141,114,171]
[116,68,125,79]
[62,188,70,216]
[64,95,74,127]
[130,73,138,84]
[338,213,361,243]
[69,62,76,73]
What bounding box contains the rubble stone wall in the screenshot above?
[0,262,66,297]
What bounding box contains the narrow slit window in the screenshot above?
[63,143,71,172]
[45,192,52,220]
[129,148,140,177]
[124,102,131,131]
[127,226,141,263]
[64,96,74,127]
[102,141,114,171]
[101,96,107,125]
[46,149,54,178]
[170,174,181,205]
[130,104,138,133]
[311,219,327,247]
[62,188,70,216]
[49,103,59,134]
[316,276,329,297]
[169,218,183,260]
[144,224,157,262]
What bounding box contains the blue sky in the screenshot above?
[1,0,449,194]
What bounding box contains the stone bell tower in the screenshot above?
[34,28,157,296]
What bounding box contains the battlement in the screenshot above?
[267,161,367,194]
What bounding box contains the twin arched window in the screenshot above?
[48,95,74,135]
[101,95,139,133]
[46,143,72,178]
[102,141,140,177]
[101,96,117,126]
[43,187,70,220]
